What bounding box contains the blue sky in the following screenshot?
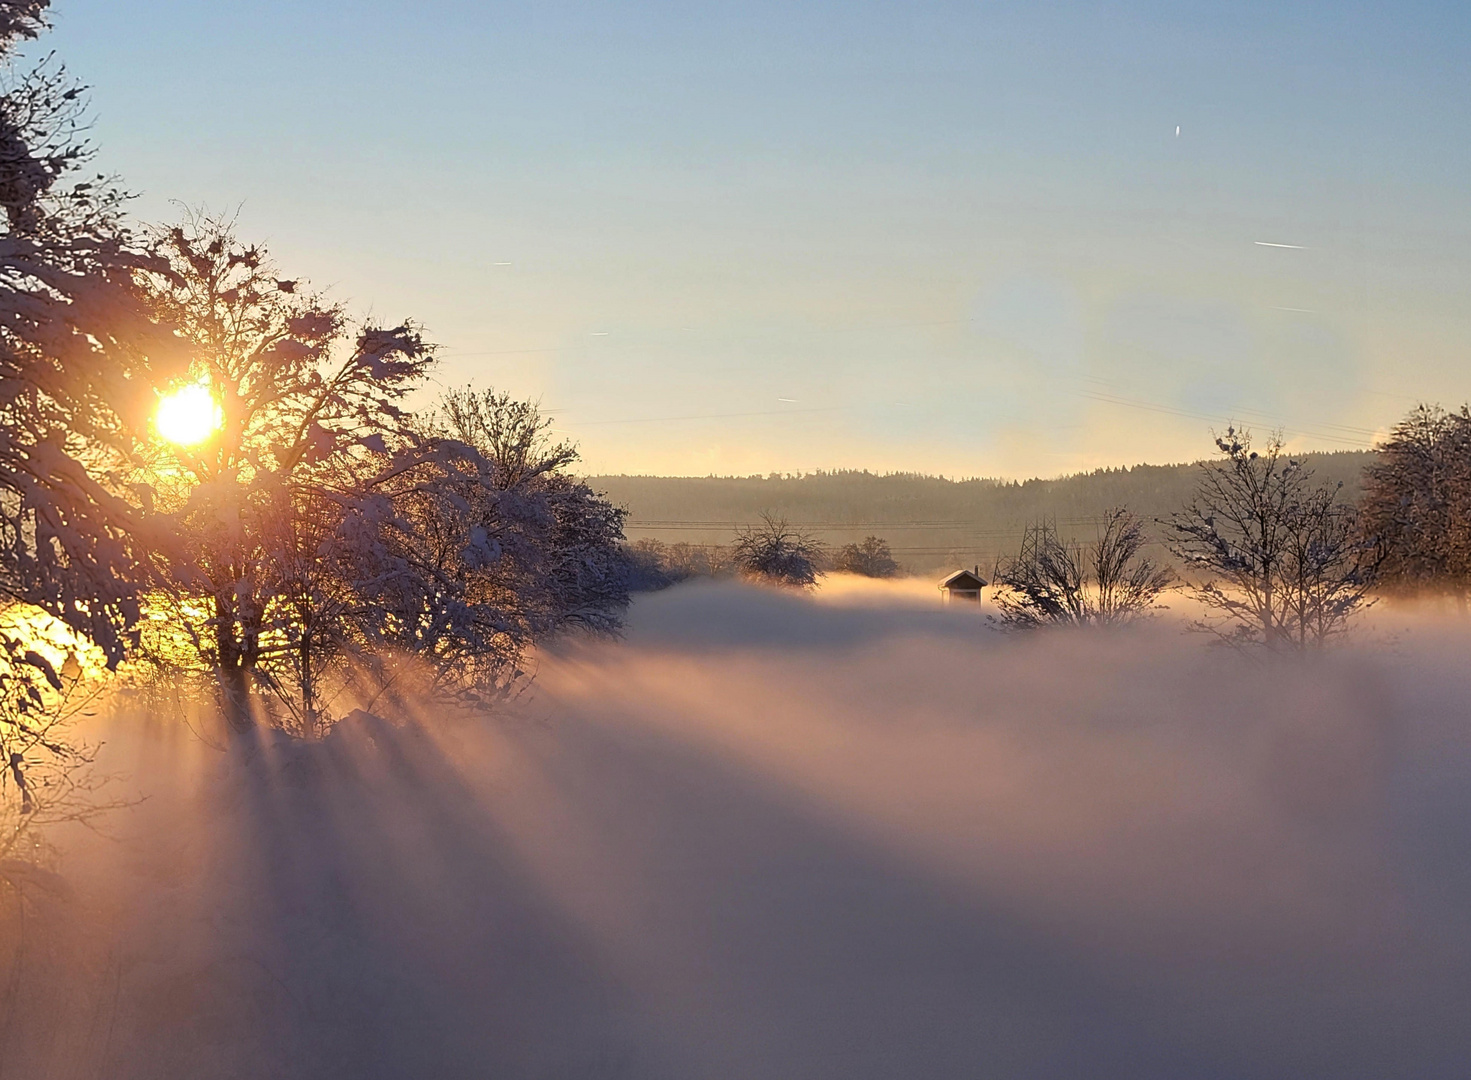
[37,0,1471,476]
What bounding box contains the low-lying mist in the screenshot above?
[5,579,1471,1079]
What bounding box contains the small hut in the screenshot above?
[939,566,987,602]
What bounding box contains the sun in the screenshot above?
[155,382,224,446]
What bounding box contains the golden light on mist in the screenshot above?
[155,382,223,446]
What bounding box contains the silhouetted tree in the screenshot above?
[625,539,677,591]
[992,507,1171,629]
[1166,428,1378,649]
[132,222,634,735]
[135,211,435,732]
[0,5,183,667]
[833,536,899,578]
[625,538,729,590]
[1359,404,1471,608]
[0,3,188,831]
[732,513,824,587]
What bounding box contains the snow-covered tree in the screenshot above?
[134,219,632,732]
[0,618,116,848]
[625,538,730,590]
[732,513,824,587]
[438,390,629,635]
[135,211,434,732]
[1358,403,1471,607]
[833,536,899,578]
[0,2,183,667]
[3,7,630,738]
[346,389,630,708]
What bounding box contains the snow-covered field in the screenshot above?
[6,580,1471,1078]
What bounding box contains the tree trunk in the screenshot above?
[299,630,316,740]
[218,663,253,733]
[214,594,255,732]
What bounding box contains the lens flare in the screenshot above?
[155,382,223,446]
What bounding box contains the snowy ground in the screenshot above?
[5,580,1471,1078]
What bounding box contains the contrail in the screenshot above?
[1254,241,1307,249]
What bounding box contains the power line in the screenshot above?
[557,406,838,428]
[626,516,1132,530]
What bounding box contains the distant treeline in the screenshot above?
[593,452,1375,575]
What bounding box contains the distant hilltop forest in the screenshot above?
[591,451,1376,576]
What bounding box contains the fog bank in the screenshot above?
[4,581,1471,1078]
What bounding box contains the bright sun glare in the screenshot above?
[156,383,224,446]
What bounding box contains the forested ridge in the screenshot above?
[594,450,1375,573]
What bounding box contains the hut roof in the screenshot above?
[940,568,987,590]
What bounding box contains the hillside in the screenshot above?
[591,451,1377,575]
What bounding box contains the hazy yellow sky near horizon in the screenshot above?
[41,0,1471,479]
